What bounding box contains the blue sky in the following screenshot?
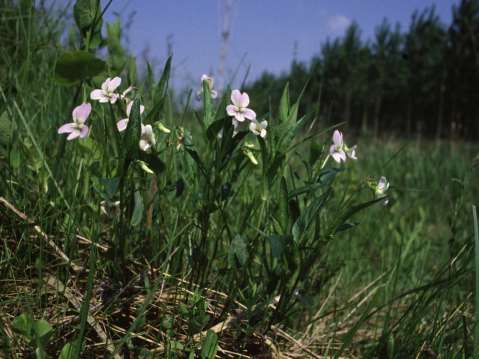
[96,0,457,89]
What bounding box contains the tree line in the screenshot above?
[245,0,479,140]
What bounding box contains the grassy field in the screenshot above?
[0,1,477,358]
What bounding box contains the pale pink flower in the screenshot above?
[90,77,121,104]
[329,130,357,163]
[249,120,268,138]
[139,124,156,152]
[226,90,256,123]
[117,101,145,132]
[58,103,91,140]
[330,130,347,163]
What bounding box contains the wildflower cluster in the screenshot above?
[58,77,157,152]
[57,74,389,201]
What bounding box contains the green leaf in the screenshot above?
[124,97,143,159]
[337,197,385,229]
[35,347,47,359]
[146,56,172,123]
[279,177,290,233]
[267,152,285,185]
[0,111,15,147]
[74,0,101,31]
[107,20,127,72]
[32,320,52,340]
[279,82,290,123]
[185,148,207,177]
[99,177,120,201]
[206,118,225,143]
[130,191,144,227]
[230,235,248,266]
[200,330,218,359]
[202,80,213,126]
[292,191,330,243]
[55,51,106,85]
[268,235,288,259]
[12,313,33,340]
[59,342,75,359]
[156,56,172,100]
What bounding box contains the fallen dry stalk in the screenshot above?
[0,196,82,272]
[45,274,121,359]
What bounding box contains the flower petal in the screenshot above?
[126,102,133,117]
[332,130,343,146]
[329,144,337,156]
[238,92,250,108]
[139,139,150,152]
[117,119,128,132]
[90,89,105,101]
[249,121,258,134]
[231,90,242,107]
[347,145,357,160]
[79,125,89,138]
[67,130,81,140]
[235,113,245,122]
[109,94,119,104]
[331,151,342,163]
[101,78,111,91]
[243,108,256,120]
[260,128,267,138]
[226,104,237,117]
[108,76,122,92]
[72,103,91,122]
[58,123,75,134]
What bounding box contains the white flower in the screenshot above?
[90,77,122,104]
[347,145,357,160]
[197,74,218,99]
[329,129,357,163]
[226,90,256,123]
[139,124,156,152]
[375,176,390,205]
[117,101,145,132]
[249,120,268,138]
[375,176,389,196]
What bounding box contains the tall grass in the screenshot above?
[0,1,476,358]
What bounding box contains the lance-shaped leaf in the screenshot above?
[124,96,143,159]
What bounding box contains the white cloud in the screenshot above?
[326,15,352,35]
